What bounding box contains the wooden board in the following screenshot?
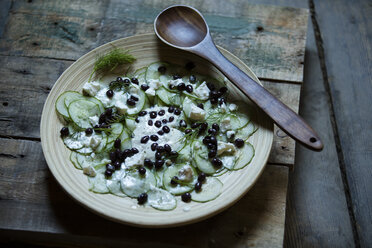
[0,0,308,82]
[311,0,372,246]
[0,138,288,247]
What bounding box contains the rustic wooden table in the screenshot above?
[0,0,370,247]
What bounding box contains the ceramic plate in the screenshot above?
[40,33,273,227]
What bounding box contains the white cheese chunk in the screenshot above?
[189,104,206,120]
[226,130,236,139]
[219,103,228,113]
[83,166,96,177]
[145,79,162,96]
[229,103,238,111]
[220,117,231,133]
[125,152,144,168]
[115,100,128,114]
[89,115,99,126]
[178,165,193,182]
[217,141,236,156]
[168,78,183,88]
[89,135,102,149]
[82,81,101,96]
[194,81,210,100]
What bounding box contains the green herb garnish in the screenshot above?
[89,48,136,82]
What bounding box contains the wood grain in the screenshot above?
[0,137,287,247]
[0,0,308,82]
[312,0,372,246]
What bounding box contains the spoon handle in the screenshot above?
[193,35,323,151]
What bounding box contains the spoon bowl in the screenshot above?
[154,5,323,151]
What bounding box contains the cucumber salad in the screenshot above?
[56,61,257,211]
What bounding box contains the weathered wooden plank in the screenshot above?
[0,137,288,247]
[284,19,355,248]
[0,55,297,166]
[312,0,372,246]
[1,0,308,82]
[0,0,11,38]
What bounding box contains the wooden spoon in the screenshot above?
[154,5,323,151]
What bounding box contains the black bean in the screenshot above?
[150,111,157,119]
[195,182,202,191]
[157,130,164,135]
[139,111,147,116]
[106,163,115,172]
[155,120,162,128]
[114,138,121,148]
[185,129,192,134]
[207,143,216,150]
[123,149,132,157]
[199,123,208,131]
[203,136,211,145]
[138,167,146,175]
[169,116,174,122]
[179,120,187,128]
[212,123,219,131]
[208,128,217,135]
[219,86,228,95]
[185,85,193,93]
[131,147,139,154]
[137,193,148,205]
[85,128,93,135]
[155,159,164,169]
[169,151,178,157]
[127,98,136,106]
[150,135,158,141]
[156,145,165,153]
[206,82,216,91]
[117,77,123,83]
[174,108,181,115]
[181,192,191,202]
[191,122,200,129]
[177,83,186,91]
[164,144,171,153]
[170,176,178,185]
[197,103,204,109]
[209,90,219,99]
[169,84,176,90]
[105,170,113,177]
[155,152,162,160]
[162,119,168,124]
[158,66,166,74]
[130,95,139,101]
[148,120,153,126]
[168,106,175,113]
[135,117,140,123]
[99,114,106,124]
[209,136,217,145]
[158,109,165,116]
[141,84,149,91]
[140,136,149,144]
[173,75,182,80]
[212,158,222,167]
[210,97,218,104]
[144,159,153,168]
[185,62,195,70]
[114,161,121,170]
[162,126,170,133]
[151,143,158,151]
[234,138,245,148]
[131,78,139,85]
[218,97,226,105]
[124,78,130,85]
[198,173,206,182]
[106,89,114,98]
[105,108,113,116]
[109,151,116,162]
[208,149,217,158]
[189,75,196,83]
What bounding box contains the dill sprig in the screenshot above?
[89,48,136,82]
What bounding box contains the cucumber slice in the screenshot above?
[147,187,177,211]
[120,170,157,198]
[68,99,103,129]
[156,87,183,106]
[145,62,172,84]
[63,132,84,150]
[235,122,257,140]
[176,143,192,163]
[233,142,255,170]
[69,151,81,169]
[192,141,219,175]
[55,91,82,119]
[191,177,223,202]
[121,138,132,150]
[229,113,250,130]
[107,123,124,144]
[126,85,147,115]
[88,173,109,193]
[163,163,198,195]
[107,170,126,197]
[182,97,193,118]
[220,155,236,170]
[125,117,136,131]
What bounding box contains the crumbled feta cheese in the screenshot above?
[226,130,235,139]
[89,115,99,126]
[168,78,183,88]
[217,141,236,155]
[115,100,128,114]
[229,103,238,111]
[194,142,201,150]
[219,103,228,113]
[125,152,144,168]
[145,79,162,96]
[83,166,96,177]
[82,81,101,96]
[165,159,172,166]
[189,104,206,120]
[89,135,102,149]
[220,117,231,133]
[178,165,193,182]
[194,81,210,100]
